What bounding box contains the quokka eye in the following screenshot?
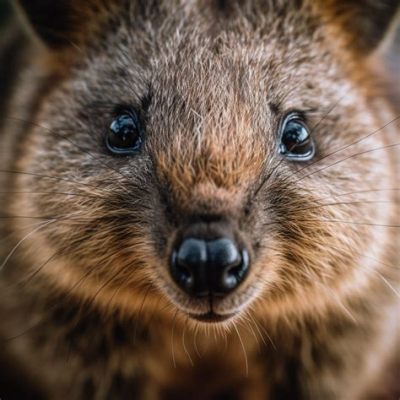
[279,113,315,161]
[106,110,143,155]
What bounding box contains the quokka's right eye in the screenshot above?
[106,110,143,155]
[278,113,315,162]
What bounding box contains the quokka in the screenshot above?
[0,1,399,399]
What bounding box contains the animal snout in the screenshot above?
[170,236,250,298]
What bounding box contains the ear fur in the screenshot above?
[316,0,400,55]
[14,1,77,48]
[15,0,399,54]
[14,0,112,49]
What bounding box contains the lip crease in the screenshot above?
[189,311,237,323]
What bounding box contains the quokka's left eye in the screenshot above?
[279,114,315,161]
[106,111,143,155]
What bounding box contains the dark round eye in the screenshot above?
[279,114,315,161]
[106,111,143,154]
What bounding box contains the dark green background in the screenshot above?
[0,0,11,28]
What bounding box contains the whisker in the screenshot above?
[240,316,260,351]
[254,153,283,198]
[233,322,248,376]
[0,215,105,223]
[308,188,400,205]
[2,263,95,343]
[295,114,400,180]
[246,314,266,347]
[0,191,105,200]
[182,318,194,366]
[258,95,348,195]
[248,312,276,351]
[134,284,152,342]
[311,279,358,323]
[351,263,400,299]
[310,237,399,273]
[0,219,57,271]
[0,169,110,194]
[16,252,60,288]
[171,310,179,368]
[85,269,128,312]
[4,117,132,193]
[255,115,400,201]
[104,284,122,310]
[293,219,400,228]
[146,296,164,328]
[193,326,201,358]
[295,200,392,212]
[309,95,346,135]
[264,199,394,216]
[373,272,400,299]
[296,143,400,184]
[2,322,42,343]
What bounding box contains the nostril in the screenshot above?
[171,239,208,296]
[176,238,207,268]
[171,251,194,286]
[221,249,250,291]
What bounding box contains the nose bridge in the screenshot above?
[155,113,265,209]
[180,218,237,243]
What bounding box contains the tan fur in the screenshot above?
[0,1,399,399]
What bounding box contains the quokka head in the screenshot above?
[9,0,399,327]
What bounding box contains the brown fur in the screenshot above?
[0,1,399,399]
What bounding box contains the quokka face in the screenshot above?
[8,0,398,327]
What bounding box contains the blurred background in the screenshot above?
[3,0,399,107]
[0,0,11,28]
[0,0,398,106]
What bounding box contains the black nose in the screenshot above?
[170,238,249,297]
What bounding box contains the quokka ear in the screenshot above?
[317,0,400,55]
[14,0,107,49]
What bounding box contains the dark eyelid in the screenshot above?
[112,105,138,117]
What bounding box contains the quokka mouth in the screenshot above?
[188,311,237,323]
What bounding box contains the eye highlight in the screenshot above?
[279,113,315,161]
[106,110,143,155]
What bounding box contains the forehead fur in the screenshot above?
[58,0,342,206]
